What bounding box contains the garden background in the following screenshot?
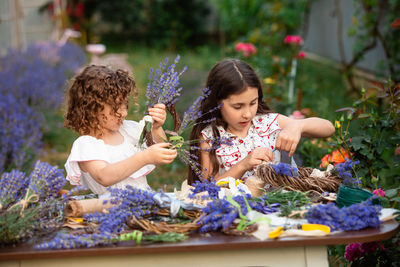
[1,0,399,266]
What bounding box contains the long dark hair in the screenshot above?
[188,58,272,184]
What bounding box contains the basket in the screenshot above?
[256,164,342,193]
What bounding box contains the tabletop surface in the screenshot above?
[0,220,398,260]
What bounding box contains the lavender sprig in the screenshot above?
[146,55,187,107]
[189,180,221,199]
[35,232,116,250]
[270,162,299,177]
[84,186,158,234]
[334,159,361,188]
[305,198,381,231]
[0,170,29,210]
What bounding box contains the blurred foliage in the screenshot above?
[333,80,400,189]
[83,0,211,50]
[340,0,400,92]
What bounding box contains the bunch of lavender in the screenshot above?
[334,158,362,188]
[250,194,281,214]
[25,161,66,202]
[189,180,221,199]
[0,170,29,210]
[305,198,381,231]
[270,162,299,177]
[146,55,187,107]
[35,232,116,250]
[1,162,68,245]
[252,189,310,216]
[84,186,158,234]
[197,198,239,233]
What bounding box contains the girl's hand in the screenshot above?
[148,103,167,130]
[241,147,274,171]
[143,142,177,165]
[276,120,302,157]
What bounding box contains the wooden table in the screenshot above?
[0,220,398,267]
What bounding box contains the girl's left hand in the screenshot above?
[276,120,302,157]
[148,103,167,129]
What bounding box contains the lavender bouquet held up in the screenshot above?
[144,55,229,179]
[146,55,187,133]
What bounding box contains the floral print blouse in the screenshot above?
[201,113,281,179]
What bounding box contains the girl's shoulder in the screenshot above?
[253,113,280,125]
[119,119,142,144]
[252,113,281,133]
[72,135,105,148]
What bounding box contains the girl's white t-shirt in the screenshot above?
[201,113,281,179]
[65,120,155,195]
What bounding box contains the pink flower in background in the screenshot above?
[290,110,305,119]
[344,243,362,261]
[295,51,306,59]
[235,42,257,57]
[345,242,385,262]
[373,188,385,197]
[284,35,304,45]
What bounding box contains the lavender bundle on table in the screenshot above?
[0,161,67,245]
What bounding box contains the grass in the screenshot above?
[40,44,354,191]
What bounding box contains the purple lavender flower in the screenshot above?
[270,162,299,177]
[0,41,85,172]
[335,159,361,188]
[84,186,158,234]
[305,198,381,231]
[146,55,187,107]
[0,170,29,209]
[189,180,221,199]
[35,232,116,250]
[27,161,66,201]
[197,198,238,233]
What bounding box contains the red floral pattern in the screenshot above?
[202,113,281,179]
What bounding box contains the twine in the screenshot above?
[7,190,39,216]
[256,164,341,193]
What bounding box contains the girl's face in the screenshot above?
[99,103,128,134]
[220,86,258,136]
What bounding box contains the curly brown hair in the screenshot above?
[64,65,137,136]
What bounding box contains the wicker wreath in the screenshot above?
[127,209,201,234]
[143,104,181,147]
[256,164,341,193]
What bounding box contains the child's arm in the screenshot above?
[276,114,335,156]
[78,143,177,187]
[200,139,273,181]
[148,103,167,143]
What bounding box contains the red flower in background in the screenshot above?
[75,2,84,18]
[284,35,304,45]
[235,42,257,57]
[320,148,351,168]
[295,51,306,59]
[373,188,385,197]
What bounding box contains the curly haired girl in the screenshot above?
[64,65,177,195]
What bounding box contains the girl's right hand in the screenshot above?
[143,142,177,165]
[241,147,274,171]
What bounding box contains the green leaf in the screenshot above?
[390,197,400,202]
[351,136,365,150]
[385,188,398,198]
